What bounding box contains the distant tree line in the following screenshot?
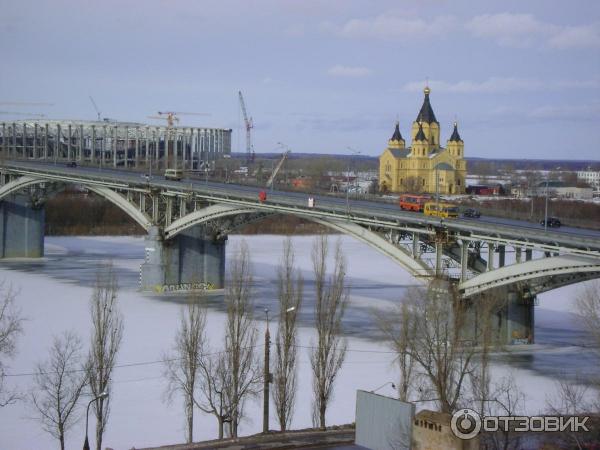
[45,192,142,236]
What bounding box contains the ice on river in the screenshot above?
[0,235,597,450]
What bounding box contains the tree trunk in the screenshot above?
[319,401,326,430]
[218,417,224,440]
[186,398,193,443]
[95,425,102,450]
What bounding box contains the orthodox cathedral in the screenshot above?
[378,87,466,194]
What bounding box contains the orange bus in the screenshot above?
[399,194,431,212]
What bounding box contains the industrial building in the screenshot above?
[0,119,231,170]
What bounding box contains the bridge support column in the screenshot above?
[140,225,226,292]
[487,243,494,271]
[464,287,535,345]
[435,241,443,277]
[460,240,468,282]
[498,245,505,267]
[505,290,535,344]
[412,232,419,258]
[525,248,532,261]
[0,192,45,258]
[515,246,522,263]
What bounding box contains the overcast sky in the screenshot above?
[1,0,599,159]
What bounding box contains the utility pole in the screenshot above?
[263,309,271,433]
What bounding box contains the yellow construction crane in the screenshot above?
[147,111,211,127]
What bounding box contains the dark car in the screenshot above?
[66,161,77,168]
[462,208,481,218]
[540,217,561,227]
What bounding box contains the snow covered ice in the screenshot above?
[0,235,597,449]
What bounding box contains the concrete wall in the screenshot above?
[0,192,44,258]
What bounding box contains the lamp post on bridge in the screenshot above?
[346,147,361,215]
[544,178,549,232]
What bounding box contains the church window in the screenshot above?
[422,179,425,186]
[457,179,461,186]
[401,178,404,185]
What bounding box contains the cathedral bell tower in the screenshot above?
[446,122,464,158]
[411,86,440,152]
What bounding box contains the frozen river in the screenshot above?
[0,234,597,449]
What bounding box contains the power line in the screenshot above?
[4,343,397,379]
[4,344,264,378]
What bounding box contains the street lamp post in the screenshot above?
[370,381,396,394]
[262,306,296,433]
[544,178,549,232]
[263,308,271,433]
[83,391,108,450]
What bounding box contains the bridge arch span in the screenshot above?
[165,203,432,279]
[460,255,600,297]
[0,175,153,231]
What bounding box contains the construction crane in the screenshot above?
[238,91,254,164]
[148,111,210,127]
[266,144,291,188]
[89,96,102,120]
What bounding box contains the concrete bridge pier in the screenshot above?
[0,192,45,258]
[464,287,535,345]
[140,225,227,292]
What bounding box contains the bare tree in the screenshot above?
[373,292,417,402]
[310,235,348,430]
[404,176,422,194]
[163,295,207,443]
[402,279,477,414]
[468,289,506,417]
[477,374,525,450]
[86,266,123,450]
[0,282,22,407]
[30,331,87,450]
[223,241,260,437]
[576,281,600,354]
[545,376,600,449]
[196,350,231,439]
[272,237,303,431]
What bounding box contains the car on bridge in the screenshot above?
[462,208,481,218]
[66,161,77,168]
[540,217,561,227]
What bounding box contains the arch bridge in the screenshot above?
[2,160,600,344]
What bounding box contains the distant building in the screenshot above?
[465,185,503,196]
[535,181,594,200]
[379,86,466,194]
[577,170,600,188]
